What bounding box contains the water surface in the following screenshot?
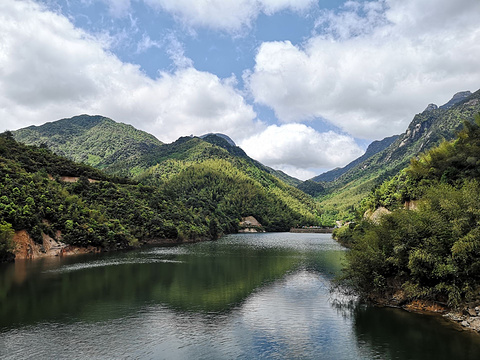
[1,233,479,359]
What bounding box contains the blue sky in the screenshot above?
[1,0,480,179]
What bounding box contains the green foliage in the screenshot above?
[13,115,163,171]
[318,90,480,222]
[1,123,321,261]
[0,221,15,262]
[341,113,480,307]
[297,180,325,197]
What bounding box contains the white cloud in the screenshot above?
[135,34,162,54]
[246,0,480,140]
[239,123,363,180]
[142,0,316,32]
[101,0,132,18]
[0,0,259,143]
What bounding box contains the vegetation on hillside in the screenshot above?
[317,90,480,223]
[14,115,163,170]
[0,130,320,261]
[338,114,480,307]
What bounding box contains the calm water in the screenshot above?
[1,233,480,359]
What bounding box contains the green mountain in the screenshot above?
[14,115,163,170]
[0,129,321,261]
[13,115,301,186]
[317,89,480,224]
[338,114,480,308]
[312,134,399,183]
[3,116,322,261]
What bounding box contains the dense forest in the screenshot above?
[0,131,320,261]
[336,114,480,307]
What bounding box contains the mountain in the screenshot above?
[338,113,480,309]
[14,115,163,170]
[316,89,480,224]
[0,129,321,261]
[311,134,399,183]
[10,116,320,237]
[14,115,301,186]
[200,133,237,147]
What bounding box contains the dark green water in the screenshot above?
[1,233,480,359]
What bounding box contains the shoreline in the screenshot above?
[10,229,216,262]
[366,293,480,334]
[290,227,334,233]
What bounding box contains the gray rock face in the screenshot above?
[439,91,472,109]
[424,103,438,112]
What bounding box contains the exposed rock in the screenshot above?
[13,230,99,260]
[439,91,472,109]
[424,103,438,112]
[364,207,391,224]
[404,299,446,313]
[238,216,265,233]
[404,200,419,211]
[14,230,43,260]
[60,176,98,183]
[470,318,480,331]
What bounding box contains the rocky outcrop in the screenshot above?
[60,176,98,183]
[444,306,480,333]
[13,230,100,260]
[404,200,419,210]
[424,103,438,112]
[363,207,391,224]
[238,216,265,233]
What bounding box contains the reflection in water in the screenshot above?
[1,233,480,359]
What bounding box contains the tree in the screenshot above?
[0,221,15,262]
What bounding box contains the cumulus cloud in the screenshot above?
[0,0,259,143]
[246,0,480,140]
[239,123,363,180]
[142,0,316,32]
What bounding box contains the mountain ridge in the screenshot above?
[316,88,480,223]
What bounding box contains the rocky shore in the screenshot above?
[369,291,480,334]
[444,306,480,333]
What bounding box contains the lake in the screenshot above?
[1,232,480,359]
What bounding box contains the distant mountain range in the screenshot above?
[312,134,399,183]
[314,89,480,222]
[11,88,480,228]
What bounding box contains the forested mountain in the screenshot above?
[316,89,480,224]
[312,134,399,183]
[338,114,480,308]
[13,115,301,186]
[14,115,163,170]
[1,123,321,261]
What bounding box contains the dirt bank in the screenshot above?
[13,230,100,260]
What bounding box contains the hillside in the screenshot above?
[14,115,301,186]
[312,134,399,183]
[14,115,163,170]
[338,114,480,309]
[0,131,321,261]
[316,89,480,224]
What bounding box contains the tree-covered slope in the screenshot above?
[311,134,399,183]
[14,115,302,186]
[338,114,480,308]
[14,115,163,170]
[2,124,321,261]
[317,89,480,224]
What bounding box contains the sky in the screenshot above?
[1,0,480,180]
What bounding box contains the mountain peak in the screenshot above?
[424,103,438,112]
[439,90,472,109]
[200,133,236,147]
